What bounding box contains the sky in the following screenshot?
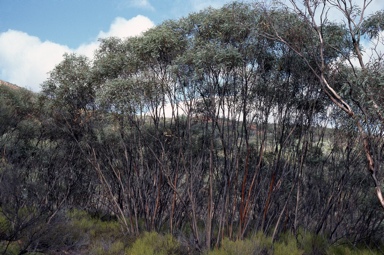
[0,0,383,92]
[1,0,246,92]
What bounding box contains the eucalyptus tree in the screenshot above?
[0,84,81,254]
[40,53,98,212]
[89,22,192,235]
[167,2,336,246]
[267,0,384,210]
[42,53,95,140]
[91,2,375,247]
[29,0,384,251]
[171,3,278,245]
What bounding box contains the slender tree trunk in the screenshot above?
[206,137,214,250]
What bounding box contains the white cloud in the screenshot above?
[98,15,154,39]
[187,0,254,12]
[0,30,70,92]
[189,0,230,11]
[0,16,155,92]
[75,41,100,60]
[125,0,155,11]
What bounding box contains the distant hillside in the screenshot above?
[0,80,23,90]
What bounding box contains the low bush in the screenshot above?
[206,232,272,255]
[66,209,126,254]
[3,209,381,255]
[274,232,303,255]
[296,230,328,255]
[327,244,382,255]
[126,231,182,255]
[88,239,126,255]
[0,241,20,255]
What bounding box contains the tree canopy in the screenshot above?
[1,1,384,254]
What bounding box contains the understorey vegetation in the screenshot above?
[1,0,384,254]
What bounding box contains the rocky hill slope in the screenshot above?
[0,79,22,90]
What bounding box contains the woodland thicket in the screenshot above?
[1,1,384,254]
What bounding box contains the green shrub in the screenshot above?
[0,209,11,238]
[90,243,105,255]
[297,230,328,255]
[66,209,126,254]
[206,232,272,255]
[0,241,20,255]
[208,238,256,255]
[126,231,181,255]
[68,209,121,239]
[68,209,95,232]
[90,240,126,255]
[327,244,381,255]
[274,233,303,255]
[110,241,126,254]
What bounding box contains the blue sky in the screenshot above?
[1,0,213,49]
[0,0,243,91]
[0,0,383,92]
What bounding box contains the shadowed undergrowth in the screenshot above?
[2,209,381,255]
